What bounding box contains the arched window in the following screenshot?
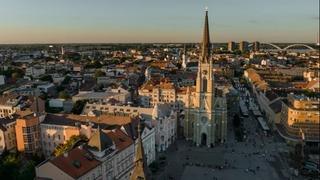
[202,77,207,92]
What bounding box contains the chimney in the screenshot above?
[63,152,68,158]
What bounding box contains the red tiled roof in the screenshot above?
[107,129,133,152]
[65,114,134,126]
[51,148,101,179]
[306,79,319,90]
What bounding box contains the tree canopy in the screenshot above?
[71,100,87,114]
[53,135,88,157]
[39,74,53,82]
[58,90,70,99]
[0,152,41,180]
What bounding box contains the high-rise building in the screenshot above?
[239,41,249,52]
[253,41,260,52]
[227,41,236,52]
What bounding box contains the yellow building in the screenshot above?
[278,93,320,143]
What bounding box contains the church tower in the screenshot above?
[184,9,216,147]
[182,44,188,69]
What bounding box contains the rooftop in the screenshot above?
[87,127,113,152]
[50,147,101,179]
[106,128,134,152]
[42,113,136,127]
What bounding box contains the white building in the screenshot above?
[25,66,46,78]
[37,83,55,94]
[0,95,20,118]
[40,116,82,157]
[152,104,177,152]
[72,89,130,104]
[82,103,153,120]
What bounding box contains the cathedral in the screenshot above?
[183,10,227,147]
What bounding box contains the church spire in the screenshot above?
[201,8,211,62]
[130,123,149,180]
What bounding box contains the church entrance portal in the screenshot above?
[201,133,207,146]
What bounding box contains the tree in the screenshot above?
[71,100,87,114]
[39,75,53,82]
[58,90,70,99]
[85,60,103,69]
[61,75,71,85]
[0,153,20,179]
[94,70,106,78]
[53,135,88,157]
[17,161,36,180]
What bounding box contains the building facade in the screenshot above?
[15,112,43,155]
[253,41,260,52]
[152,104,177,152]
[40,122,81,157]
[0,116,17,154]
[0,95,19,118]
[278,93,320,143]
[239,41,249,52]
[227,41,236,52]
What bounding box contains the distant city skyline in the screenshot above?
[0,0,319,44]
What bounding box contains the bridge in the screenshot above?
[252,43,317,51]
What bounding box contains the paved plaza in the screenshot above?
[154,90,304,180]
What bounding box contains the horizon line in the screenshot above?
[0,42,318,45]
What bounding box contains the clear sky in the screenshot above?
[0,0,319,44]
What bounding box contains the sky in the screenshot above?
[0,0,319,44]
